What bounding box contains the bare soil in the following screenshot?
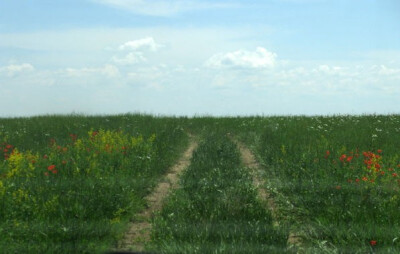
[116,136,198,252]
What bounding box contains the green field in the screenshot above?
[1,114,400,253]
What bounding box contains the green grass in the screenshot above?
[1,114,400,253]
[149,132,288,253]
[231,115,400,253]
[0,114,188,253]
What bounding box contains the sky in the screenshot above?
[0,0,399,117]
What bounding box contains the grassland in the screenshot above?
[0,114,188,253]
[1,114,400,253]
[149,132,288,253]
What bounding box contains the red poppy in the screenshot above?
[48,165,56,171]
[52,170,58,174]
[370,240,377,246]
[355,178,360,183]
[340,154,347,162]
[377,149,382,153]
[346,156,353,162]
[362,177,368,181]
[324,150,330,158]
[70,134,77,141]
[392,173,398,177]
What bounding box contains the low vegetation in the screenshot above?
[1,114,399,253]
[149,133,288,253]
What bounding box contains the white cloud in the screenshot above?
[113,37,163,65]
[375,65,400,76]
[119,37,163,52]
[206,47,277,69]
[90,0,238,16]
[0,63,34,77]
[314,65,344,75]
[112,52,146,65]
[64,64,120,78]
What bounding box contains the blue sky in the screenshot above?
[0,0,399,116]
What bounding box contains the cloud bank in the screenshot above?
[0,63,35,77]
[206,47,277,69]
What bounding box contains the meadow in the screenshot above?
[1,114,399,253]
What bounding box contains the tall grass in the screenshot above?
[232,115,400,252]
[0,114,188,253]
[149,132,288,253]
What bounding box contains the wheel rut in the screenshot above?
[115,135,198,252]
[233,138,303,251]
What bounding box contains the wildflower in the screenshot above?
[335,185,341,190]
[377,149,382,153]
[380,171,385,175]
[392,173,398,177]
[370,240,377,246]
[6,144,12,149]
[346,156,353,162]
[389,168,394,172]
[70,134,77,141]
[340,154,347,162]
[52,170,58,174]
[48,165,56,171]
[362,177,368,181]
[364,160,372,166]
[370,179,375,183]
[43,154,48,159]
[355,178,360,183]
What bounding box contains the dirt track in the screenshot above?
[116,136,198,252]
[234,139,303,250]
